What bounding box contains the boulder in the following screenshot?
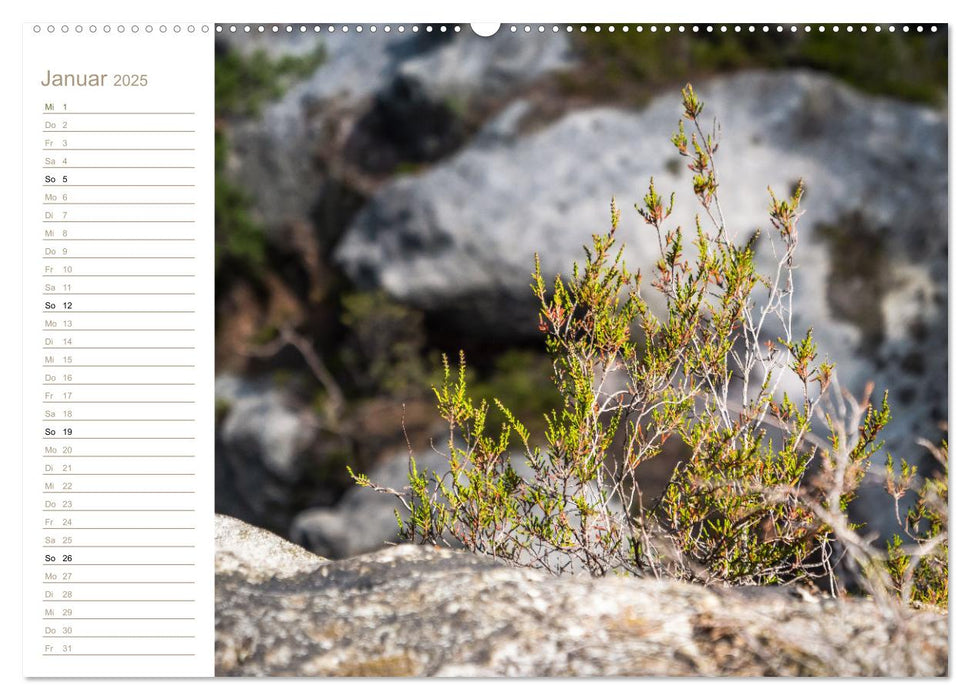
[215,374,344,534]
[215,510,325,582]
[214,514,948,677]
[289,448,422,558]
[335,69,947,483]
[223,29,574,244]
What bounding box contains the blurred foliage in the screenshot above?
[215,129,265,274]
[215,45,326,280]
[568,28,947,106]
[393,161,424,176]
[796,30,947,104]
[470,350,561,437]
[215,396,233,425]
[248,322,281,347]
[338,290,559,434]
[340,291,431,398]
[215,46,326,120]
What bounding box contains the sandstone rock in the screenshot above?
[214,514,948,677]
[335,70,947,482]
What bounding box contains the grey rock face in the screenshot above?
[223,29,574,243]
[214,515,948,677]
[289,449,423,558]
[216,510,326,582]
[335,70,947,477]
[215,375,340,534]
[224,28,573,107]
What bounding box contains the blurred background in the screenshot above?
[214,25,948,558]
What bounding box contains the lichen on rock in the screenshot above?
[214,515,947,677]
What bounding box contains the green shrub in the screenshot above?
[885,441,948,608]
[352,85,947,603]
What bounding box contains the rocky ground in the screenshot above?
[214,515,948,677]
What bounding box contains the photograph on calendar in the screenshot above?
[211,24,949,676]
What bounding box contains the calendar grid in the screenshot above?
[23,23,214,677]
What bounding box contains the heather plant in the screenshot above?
[352,85,947,602]
[884,438,949,608]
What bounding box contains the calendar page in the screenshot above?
[18,10,953,683]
